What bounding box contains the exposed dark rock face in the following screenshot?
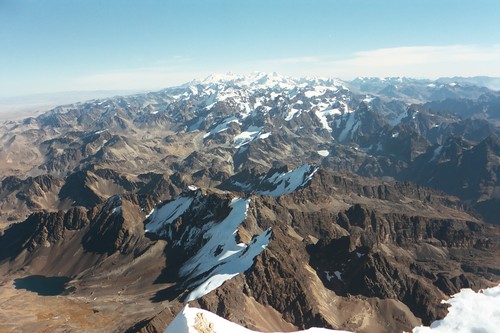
[0,206,90,261]
[401,135,500,224]
[242,228,334,329]
[0,193,155,277]
[82,195,146,254]
[58,171,104,208]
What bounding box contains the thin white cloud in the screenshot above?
[257,44,500,79]
[340,45,500,77]
[74,66,211,91]
[73,55,209,91]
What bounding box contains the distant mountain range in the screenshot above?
[0,89,145,120]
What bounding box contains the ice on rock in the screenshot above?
[258,164,319,197]
[145,192,198,236]
[145,194,273,302]
[203,116,241,138]
[181,198,272,301]
[233,125,262,148]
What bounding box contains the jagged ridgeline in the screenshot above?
[0,73,499,332]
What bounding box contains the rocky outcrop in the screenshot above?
[82,194,152,254]
[0,206,90,263]
[0,174,63,223]
[0,193,155,277]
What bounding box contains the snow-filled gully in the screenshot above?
[145,193,271,302]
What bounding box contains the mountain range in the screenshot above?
[0,72,499,333]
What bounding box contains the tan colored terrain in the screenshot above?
[0,275,173,333]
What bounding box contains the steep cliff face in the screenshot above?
[0,193,157,277]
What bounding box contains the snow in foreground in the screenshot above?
[164,305,353,333]
[412,284,500,333]
[164,285,500,333]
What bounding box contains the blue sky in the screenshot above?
[1,0,500,97]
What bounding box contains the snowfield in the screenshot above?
[179,72,352,139]
[180,198,272,301]
[145,194,272,302]
[226,164,318,198]
[258,164,318,197]
[145,192,198,237]
[164,305,353,333]
[412,284,500,333]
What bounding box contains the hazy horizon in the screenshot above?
[2,72,500,118]
[2,0,500,99]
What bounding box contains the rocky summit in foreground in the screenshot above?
[0,73,499,333]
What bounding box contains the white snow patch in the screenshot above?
[412,284,500,333]
[227,164,318,198]
[203,116,241,138]
[363,96,375,103]
[317,150,330,157]
[96,99,109,106]
[180,198,272,302]
[258,132,271,139]
[233,125,262,148]
[285,107,301,121]
[338,112,360,142]
[303,85,337,98]
[333,271,342,281]
[253,96,264,109]
[322,108,342,116]
[104,195,122,216]
[164,305,354,333]
[145,193,197,236]
[185,228,271,301]
[391,110,408,126]
[430,145,443,162]
[314,110,332,132]
[259,164,319,197]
